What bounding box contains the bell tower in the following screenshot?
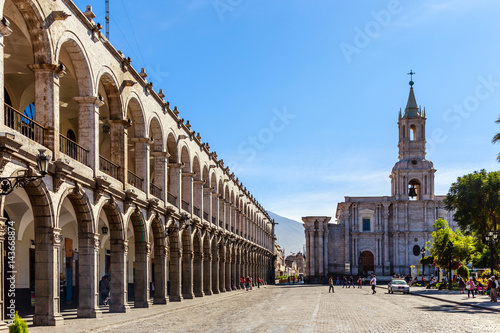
[390,73,435,200]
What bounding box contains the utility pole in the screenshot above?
[105,0,110,39]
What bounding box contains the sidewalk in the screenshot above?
[25,287,261,333]
[380,285,500,313]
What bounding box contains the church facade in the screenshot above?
[303,82,455,280]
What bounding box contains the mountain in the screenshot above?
[267,211,305,255]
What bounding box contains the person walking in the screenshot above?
[99,275,110,305]
[257,276,262,288]
[357,276,362,289]
[343,277,347,288]
[329,276,335,293]
[489,276,499,302]
[458,277,465,294]
[370,274,377,294]
[465,277,475,298]
[240,277,245,290]
[336,276,340,285]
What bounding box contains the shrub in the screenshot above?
[9,312,28,333]
[480,270,500,279]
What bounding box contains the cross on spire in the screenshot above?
[407,70,415,86]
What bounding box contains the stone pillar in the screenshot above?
[203,252,212,295]
[219,247,226,292]
[193,251,204,297]
[317,228,324,276]
[203,187,211,222]
[181,250,194,299]
[130,138,151,192]
[153,245,168,304]
[382,203,391,275]
[77,233,102,318]
[304,229,310,276]
[181,173,193,214]
[28,63,61,156]
[74,96,103,170]
[323,228,329,276]
[34,227,63,326]
[169,245,182,302]
[134,242,150,308]
[212,244,220,294]
[109,239,129,313]
[152,152,168,202]
[108,119,128,184]
[225,253,231,291]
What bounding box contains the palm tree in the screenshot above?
[493,116,500,161]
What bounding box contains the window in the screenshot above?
[362,219,370,231]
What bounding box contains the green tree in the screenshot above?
[427,219,475,268]
[443,170,500,268]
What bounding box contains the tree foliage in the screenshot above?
[443,170,500,268]
[428,219,475,268]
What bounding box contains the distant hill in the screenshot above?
[267,211,305,255]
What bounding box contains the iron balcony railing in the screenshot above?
[60,134,88,165]
[99,155,119,179]
[150,182,162,199]
[4,104,45,145]
[127,170,143,190]
[167,192,177,205]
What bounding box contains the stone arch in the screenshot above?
[192,156,201,218]
[180,145,192,212]
[124,95,146,138]
[166,132,179,205]
[129,209,150,307]
[8,0,52,64]
[150,215,167,304]
[56,186,95,234]
[125,96,147,189]
[149,117,165,199]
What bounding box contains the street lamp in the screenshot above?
[485,229,498,276]
[420,246,426,280]
[0,149,50,195]
[447,241,453,290]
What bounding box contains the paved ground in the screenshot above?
[28,284,500,333]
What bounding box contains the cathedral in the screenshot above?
[303,80,455,280]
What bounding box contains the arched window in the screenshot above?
[410,125,417,141]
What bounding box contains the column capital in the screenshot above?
[73,96,104,107]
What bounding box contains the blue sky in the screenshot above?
[76,0,500,222]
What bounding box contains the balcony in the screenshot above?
[194,206,201,218]
[182,200,189,212]
[60,134,88,165]
[127,170,143,190]
[4,104,45,145]
[150,182,162,199]
[99,155,119,179]
[167,192,177,206]
[203,212,209,221]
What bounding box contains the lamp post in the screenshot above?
[420,246,426,281]
[0,149,50,195]
[447,241,453,290]
[485,229,498,276]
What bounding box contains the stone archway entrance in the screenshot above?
[360,251,374,274]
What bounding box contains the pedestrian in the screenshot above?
[357,276,362,289]
[465,277,475,298]
[458,277,465,294]
[245,276,251,291]
[489,276,499,302]
[257,276,262,288]
[240,277,245,290]
[329,276,335,293]
[370,274,377,294]
[250,276,253,290]
[336,276,340,285]
[349,275,354,288]
[343,277,347,288]
[99,275,110,305]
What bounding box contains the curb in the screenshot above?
[376,285,500,313]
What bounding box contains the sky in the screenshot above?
[75,0,500,222]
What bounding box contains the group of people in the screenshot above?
[239,276,263,291]
[327,274,376,294]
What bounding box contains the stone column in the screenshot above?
[77,233,101,318]
[33,227,63,326]
[203,187,212,222]
[153,245,168,304]
[193,250,204,297]
[323,227,329,277]
[203,251,212,295]
[225,252,231,291]
[0,20,12,121]
[181,173,194,214]
[74,96,103,170]
[304,229,310,276]
[219,247,226,292]
[382,203,390,275]
[211,243,220,294]
[109,239,129,312]
[152,152,168,202]
[108,119,128,184]
[169,245,182,302]
[181,250,194,299]
[28,63,61,156]
[134,242,150,308]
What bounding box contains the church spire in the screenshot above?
[404,71,420,118]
